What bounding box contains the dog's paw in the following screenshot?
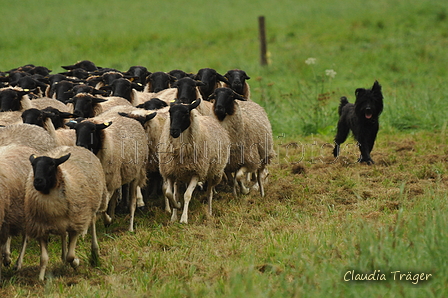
[358,157,374,165]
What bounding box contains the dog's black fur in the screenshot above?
[333,81,383,164]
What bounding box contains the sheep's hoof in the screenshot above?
[3,256,12,267]
[70,258,80,269]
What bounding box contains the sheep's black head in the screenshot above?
[224,69,250,96]
[125,66,151,86]
[354,81,383,121]
[42,107,76,129]
[61,60,98,71]
[29,153,71,194]
[66,120,112,155]
[68,94,107,118]
[0,89,28,112]
[168,69,193,80]
[172,77,205,104]
[169,99,201,138]
[49,80,74,103]
[209,87,246,121]
[147,72,176,93]
[22,108,45,127]
[136,98,168,110]
[108,78,137,102]
[195,68,229,100]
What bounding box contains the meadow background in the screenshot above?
[1,0,448,297]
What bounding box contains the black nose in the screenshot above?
[33,178,46,191]
[170,129,181,138]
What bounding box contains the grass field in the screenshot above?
[1,0,448,297]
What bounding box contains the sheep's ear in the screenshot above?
[233,91,247,101]
[136,103,144,109]
[97,122,112,130]
[59,112,76,119]
[243,73,251,80]
[217,74,230,84]
[146,112,157,121]
[189,98,201,110]
[29,154,37,164]
[208,93,216,101]
[55,153,71,166]
[65,120,78,129]
[92,97,108,104]
[195,81,205,87]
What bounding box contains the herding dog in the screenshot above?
[333,81,383,164]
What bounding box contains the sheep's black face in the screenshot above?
[71,96,93,118]
[137,98,168,110]
[224,69,250,96]
[22,108,44,127]
[52,80,74,103]
[210,88,246,121]
[148,72,172,93]
[29,154,70,194]
[110,78,132,101]
[0,89,23,112]
[173,77,204,104]
[196,68,218,99]
[169,104,191,138]
[68,121,111,155]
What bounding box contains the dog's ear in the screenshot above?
[355,88,366,98]
[372,81,383,100]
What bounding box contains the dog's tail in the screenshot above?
[338,96,349,116]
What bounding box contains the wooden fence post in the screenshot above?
[258,16,268,66]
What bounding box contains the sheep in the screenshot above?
[223,69,251,99]
[144,72,176,93]
[117,106,170,207]
[66,113,148,232]
[47,80,75,103]
[0,123,57,152]
[195,68,229,100]
[124,66,151,88]
[168,69,194,80]
[209,87,275,197]
[159,99,230,224]
[0,111,23,126]
[172,77,213,116]
[25,145,109,280]
[105,78,150,105]
[16,76,48,97]
[136,97,168,110]
[0,88,32,112]
[61,60,99,72]
[0,144,35,281]
[29,97,72,113]
[68,93,132,118]
[21,108,77,146]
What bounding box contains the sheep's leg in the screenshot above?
[66,231,80,270]
[14,234,28,270]
[2,237,12,267]
[128,180,138,232]
[38,236,50,281]
[106,190,120,221]
[165,179,181,210]
[61,233,67,262]
[236,167,250,195]
[136,186,145,208]
[206,183,215,216]
[170,182,180,222]
[257,168,265,197]
[162,179,171,213]
[180,176,199,224]
[90,215,100,266]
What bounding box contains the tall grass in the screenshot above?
[1,0,447,136]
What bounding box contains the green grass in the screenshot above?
[1,0,448,297]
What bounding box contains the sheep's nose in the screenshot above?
[170,129,181,138]
[33,178,46,191]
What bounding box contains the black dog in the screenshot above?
[333,81,383,164]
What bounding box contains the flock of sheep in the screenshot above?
[0,61,275,280]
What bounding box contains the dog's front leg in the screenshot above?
[357,139,374,165]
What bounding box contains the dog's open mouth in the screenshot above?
[365,107,372,119]
[365,113,372,119]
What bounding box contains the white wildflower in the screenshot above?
[305,58,316,65]
[325,69,337,79]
